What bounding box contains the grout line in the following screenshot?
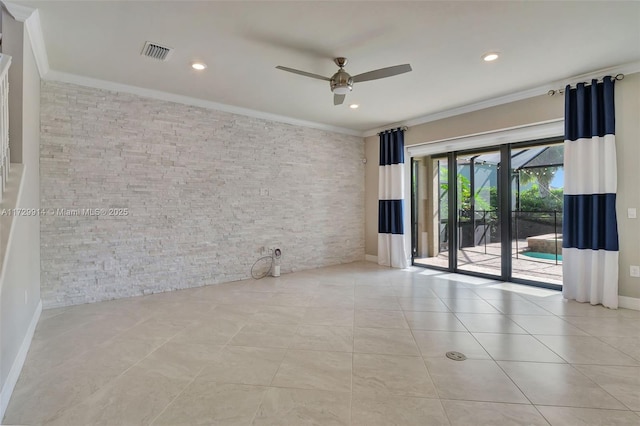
[148,364,206,426]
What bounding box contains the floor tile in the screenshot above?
[561,316,640,337]
[441,298,501,314]
[198,346,287,385]
[31,310,105,341]
[498,361,626,409]
[354,296,402,310]
[534,300,622,317]
[229,322,298,348]
[253,387,350,426]
[7,262,640,426]
[116,316,192,341]
[535,335,640,365]
[301,307,354,327]
[397,297,450,312]
[536,406,640,426]
[403,311,467,331]
[473,333,565,362]
[351,395,449,426]
[415,330,492,360]
[46,365,191,426]
[573,365,640,410]
[425,358,528,403]
[153,381,267,425]
[137,341,224,380]
[308,294,355,309]
[352,353,437,398]
[250,305,307,324]
[354,285,397,297]
[432,287,481,300]
[353,327,420,355]
[442,400,549,426]
[436,274,498,286]
[455,313,527,334]
[267,292,313,307]
[2,337,155,425]
[212,303,261,315]
[599,336,640,361]
[472,288,528,301]
[394,287,439,299]
[354,309,408,329]
[508,315,588,335]
[488,300,554,315]
[38,306,69,320]
[170,316,245,345]
[271,350,352,392]
[290,325,354,352]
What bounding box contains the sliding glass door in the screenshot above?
[510,142,564,285]
[411,139,563,289]
[455,149,502,277]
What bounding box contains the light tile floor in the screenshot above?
[4,262,640,425]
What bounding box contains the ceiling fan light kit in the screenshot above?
[276,57,412,106]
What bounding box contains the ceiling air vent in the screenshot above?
[140,41,173,61]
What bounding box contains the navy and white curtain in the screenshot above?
[378,128,408,268]
[562,76,619,308]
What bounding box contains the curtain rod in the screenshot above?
[547,73,624,96]
[377,126,408,136]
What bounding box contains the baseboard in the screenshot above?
[365,254,378,263]
[619,296,640,311]
[0,299,42,421]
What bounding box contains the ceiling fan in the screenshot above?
[276,57,412,106]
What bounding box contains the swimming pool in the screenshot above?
[521,251,562,261]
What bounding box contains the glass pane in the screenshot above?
[511,143,564,285]
[413,156,449,269]
[456,150,501,276]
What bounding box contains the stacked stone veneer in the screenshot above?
[40,81,364,307]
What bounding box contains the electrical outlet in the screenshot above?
[631,265,640,278]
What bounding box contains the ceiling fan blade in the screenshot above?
[352,64,412,83]
[334,93,345,106]
[276,66,330,81]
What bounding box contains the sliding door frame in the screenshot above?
[410,132,564,291]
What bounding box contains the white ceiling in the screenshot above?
[16,1,640,133]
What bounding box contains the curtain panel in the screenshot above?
[378,129,408,268]
[562,76,619,308]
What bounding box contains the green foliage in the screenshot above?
[518,185,563,212]
[440,170,492,216]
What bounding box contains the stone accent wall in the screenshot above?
[40,81,364,307]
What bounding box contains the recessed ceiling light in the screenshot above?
[349,104,359,109]
[191,62,207,70]
[482,52,499,62]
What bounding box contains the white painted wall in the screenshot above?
[0,12,41,420]
[40,81,365,307]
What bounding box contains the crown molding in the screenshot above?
[2,2,51,78]
[23,9,50,77]
[2,1,34,21]
[363,60,640,138]
[44,70,363,137]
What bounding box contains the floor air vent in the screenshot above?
[141,41,173,61]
